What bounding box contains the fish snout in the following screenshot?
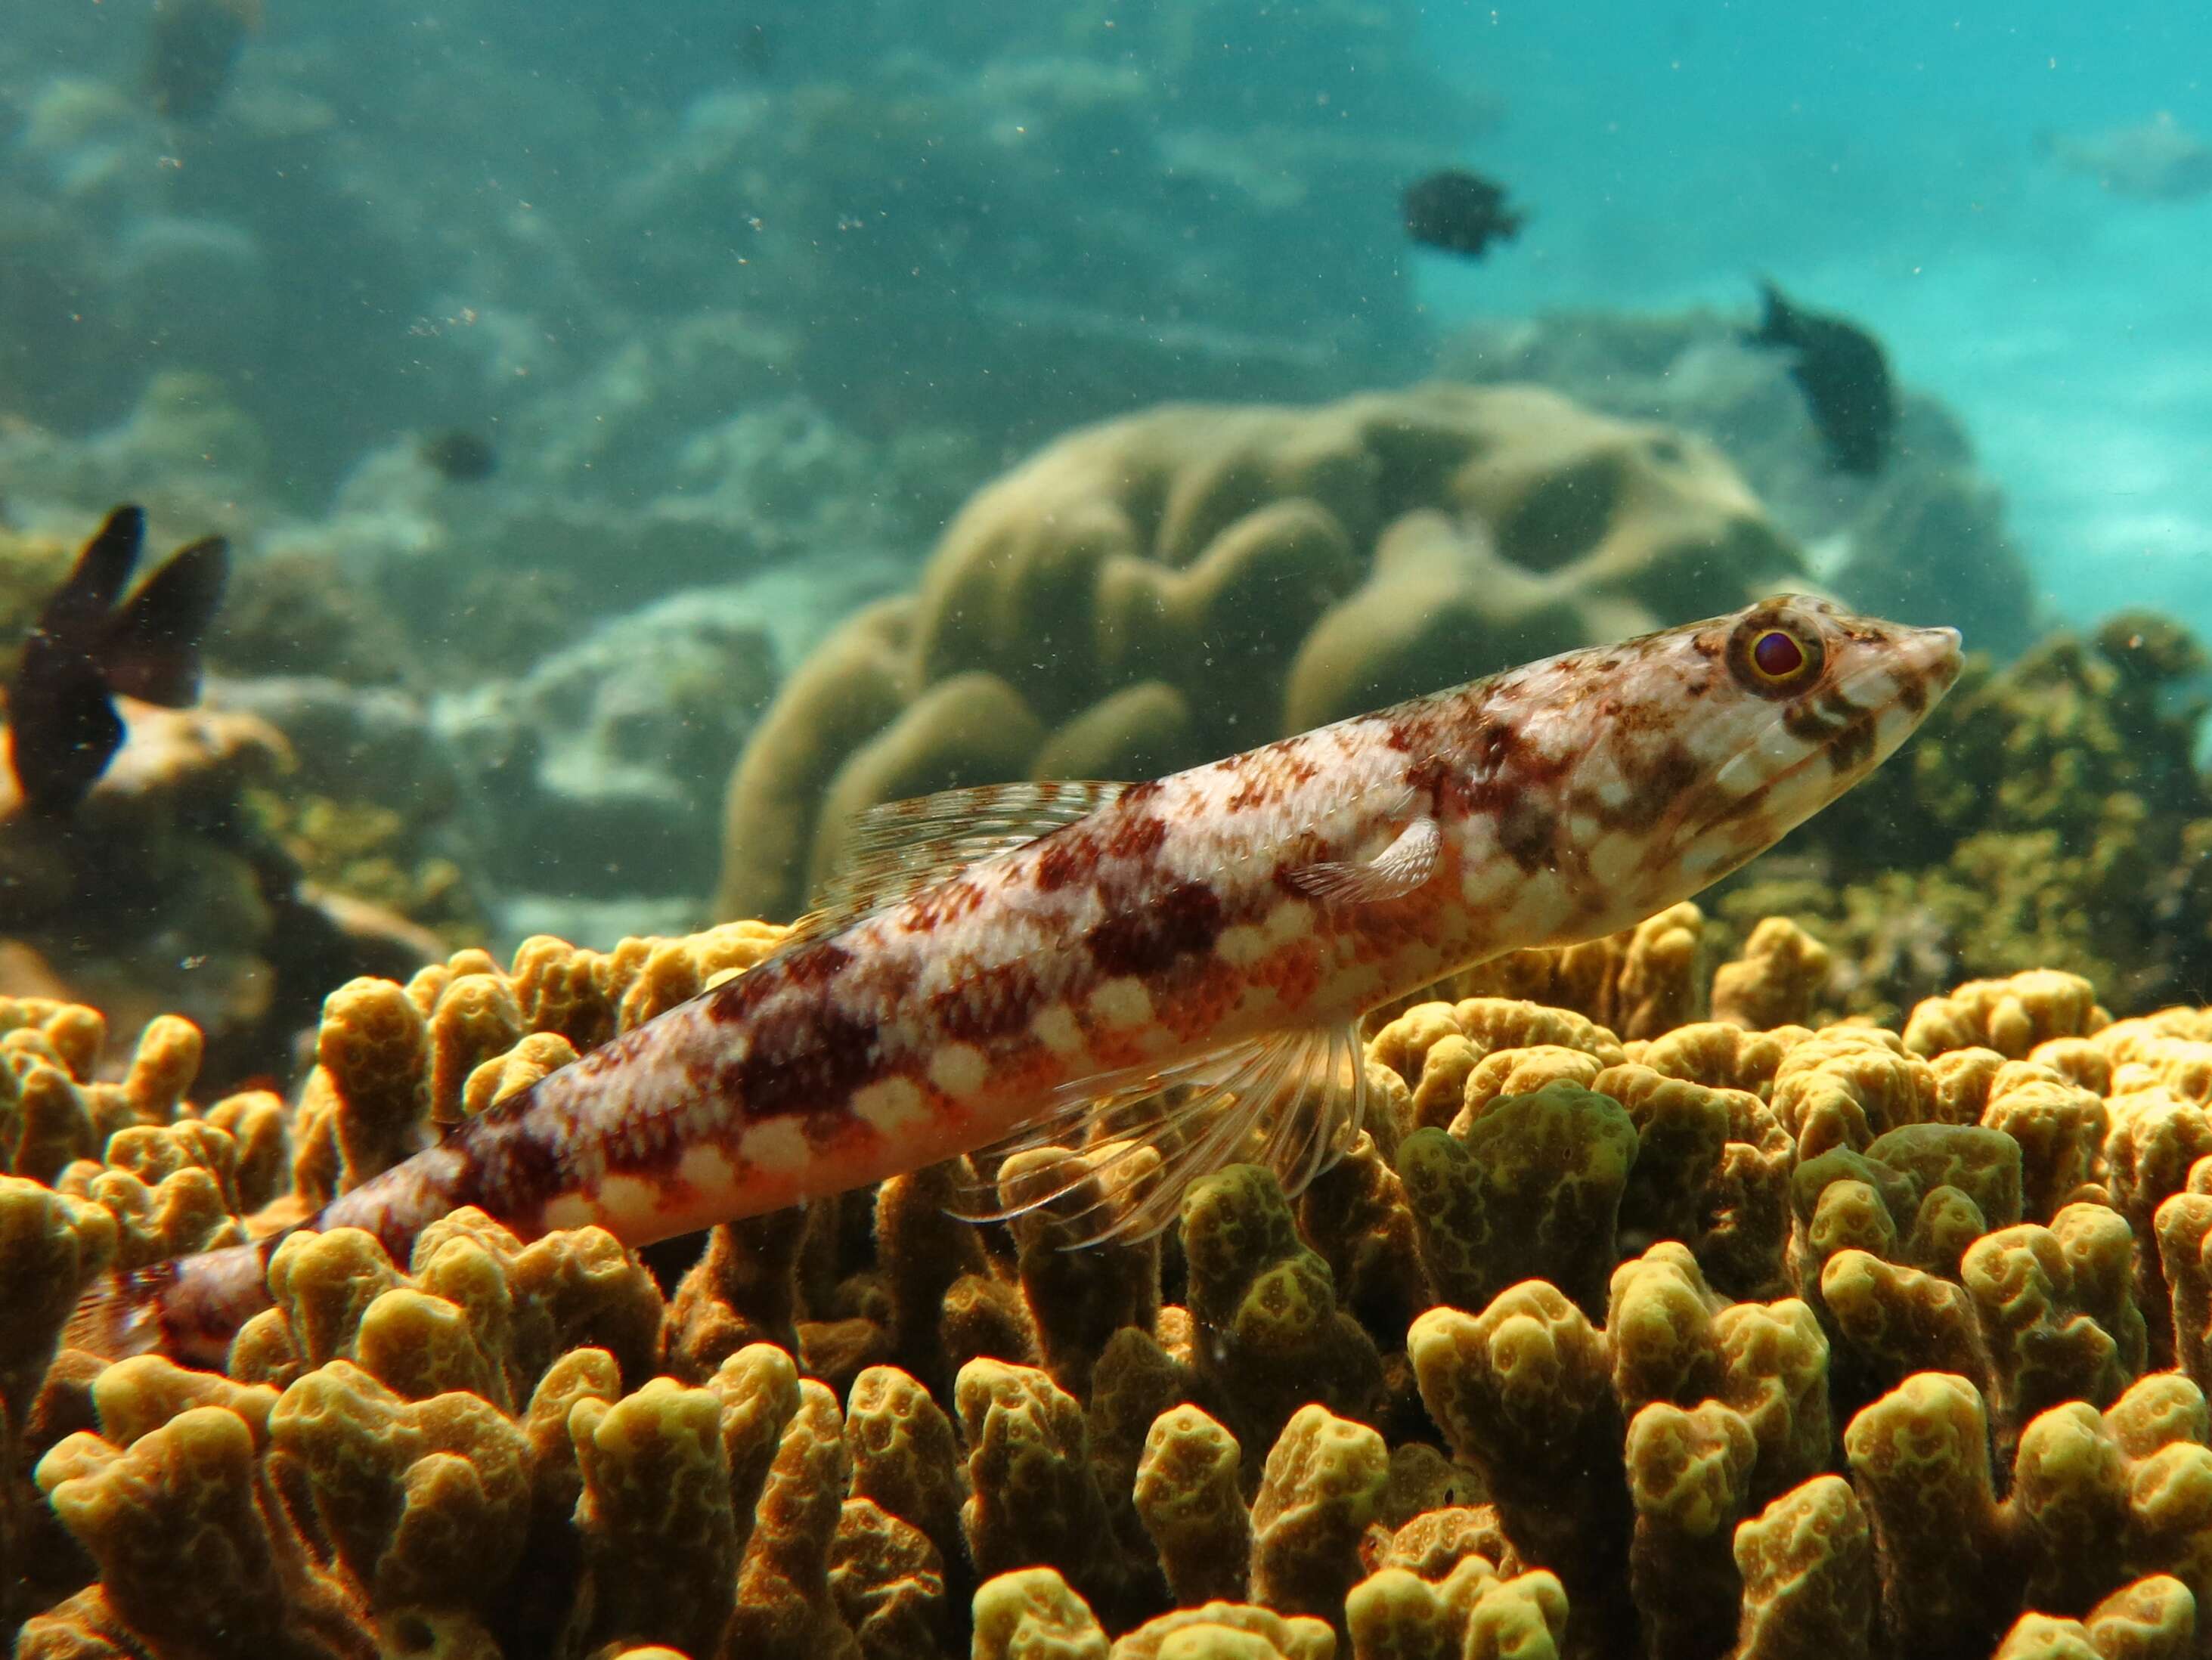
[1903,622,1966,698]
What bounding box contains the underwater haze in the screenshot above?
[24,8,2212,1660]
[1431,0,2212,634]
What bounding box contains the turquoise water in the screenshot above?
[1424,2,2212,629]
[4,0,2210,949]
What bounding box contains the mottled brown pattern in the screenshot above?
[1104,814,1170,861]
[1085,881,1229,978]
[907,878,990,933]
[928,959,1043,1047]
[720,1003,882,1126]
[1497,799,1561,872]
[1033,832,1100,891]
[1609,742,1706,835]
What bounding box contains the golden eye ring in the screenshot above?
[1728,612,1824,697]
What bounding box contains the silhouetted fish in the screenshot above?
[146,0,262,122]
[5,506,229,815]
[1401,169,1526,260]
[1746,281,1896,476]
[2037,113,2212,203]
[419,429,499,483]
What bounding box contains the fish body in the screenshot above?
[80,596,1962,1365]
[1748,281,1897,477]
[5,506,229,816]
[419,429,500,483]
[1402,169,1526,260]
[147,0,261,121]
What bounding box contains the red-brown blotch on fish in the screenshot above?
[73,596,1963,1367]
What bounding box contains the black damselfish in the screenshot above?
[1747,280,1897,477]
[1401,169,1526,261]
[5,506,229,815]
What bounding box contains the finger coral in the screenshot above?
[32,913,2212,1659]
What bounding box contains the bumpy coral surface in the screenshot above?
[717,382,1806,918]
[18,912,2212,1659]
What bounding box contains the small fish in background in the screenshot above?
[1746,280,1898,477]
[2037,112,2212,203]
[146,0,263,122]
[5,506,229,816]
[419,429,500,483]
[1401,168,1527,260]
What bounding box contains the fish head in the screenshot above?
[1619,594,1962,900]
[1467,594,1961,931]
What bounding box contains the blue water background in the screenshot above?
[1422,1,2212,636]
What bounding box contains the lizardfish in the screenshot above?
[73,596,1961,1365]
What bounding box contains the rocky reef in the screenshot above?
[1,0,1476,501]
[0,677,445,1091]
[13,909,2212,1657]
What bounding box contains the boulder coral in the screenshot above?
[20,913,2212,1657]
[717,383,1806,919]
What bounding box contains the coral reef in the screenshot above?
[720,383,1807,918]
[2,0,1477,548]
[0,689,445,1089]
[430,585,782,909]
[19,912,2212,1657]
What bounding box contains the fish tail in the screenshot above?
[64,1236,284,1370]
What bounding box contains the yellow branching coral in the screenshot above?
[32,915,2212,1656]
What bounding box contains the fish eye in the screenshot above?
[1728,612,1825,697]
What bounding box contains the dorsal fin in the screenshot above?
[785,779,1131,947]
[101,534,230,706]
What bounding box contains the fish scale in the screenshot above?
[70,593,1963,1367]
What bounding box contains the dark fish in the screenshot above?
[1746,280,1897,476]
[5,506,229,816]
[419,429,499,483]
[1401,169,1526,260]
[146,0,261,122]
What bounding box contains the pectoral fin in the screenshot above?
[1286,815,1440,906]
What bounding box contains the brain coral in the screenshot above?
[717,382,1806,918]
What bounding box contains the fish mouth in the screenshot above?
[1660,622,1964,864]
